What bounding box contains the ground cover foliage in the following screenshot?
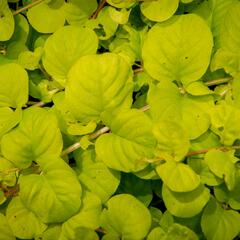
[0,0,240,239]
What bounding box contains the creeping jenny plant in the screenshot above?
[1,0,240,239]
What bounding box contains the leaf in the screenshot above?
[142,14,213,85]
[6,197,47,239]
[1,107,63,169]
[211,49,240,78]
[162,184,210,218]
[0,63,28,108]
[134,163,159,180]
[95,108,156,172]
[147,223,199,240]
[218,2,240,53]
[0,190,6,205]
[185,81,213,96]
[0,107,22,139]
[164,223,199,240]
[210,102,240,145]
[181,0,194,2]
[19,155,82,223]
[79,136,94,150]
[109,7,131,24]
[189,131,221,158]
[75,149,120,203]
[6,14,29,59]
[141,0,179,22]
[42,25,98,86]
[147,227,166,240]
[65,53,133,123]
[153,120,190,162]
[201,199,240,240]
[102,234,119,240]
[117,173,153,206]
[18,47,43,71]
[210,0,238,48]
[106,0,135,8]
[27,2,65,33]
[100,194,152,240]
[204,150,238,190]
[0,157,17,186]
[60,228,99,240]
[188,158,223,187]
[60,191,101,239]
[64,0,97,26]
[156,161,201,192]
[148,82,212,139]
[67,121,97,136]
[149,207,163,228]
[109,25,147,64]
[214,175,240,210]
[0,0,14,41]
[211,2,240,77]
[159,211,174,231]
[86,7,118,40]
[35,225,61,240]
[0,213,15,240]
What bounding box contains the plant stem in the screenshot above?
[33,101,46,107]
[91,0,107,19]
[13,0,44,16]
[61,142,81,157]
[89,126,110,140]
[134,67,144,75]
[186,145,240,158]
[140,104,150,112]
[95,227,107,235]
[145,144,240,164]
[1,184,19,198]
[61,105,150,157]
[204,77,232,87]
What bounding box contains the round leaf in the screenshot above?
[27,2,65,33]
[1,107,63,169]
[95,109,156,172]
[60,191,102,238]
[148,82,212,139]
[101,194,152,239]
[201,199,240,240]
[153,120,190,162]
[0,213,15,240]
[0,63,28,108]
[64,0,97,26]
[42,25,98,86]
[75,149,120,203]
[204,149,238,190]
[156,161,201,192]
[147,227,166,240]
[106,0,135,8]
[141,0,179,22]
[162,184,210,218]
[6,197,47,239]
[65,53,133,123]
[142,14,213,85]
[19,155,82,223]
[0,107,22,139]
[164,223,198,240]
[0,0,14,41]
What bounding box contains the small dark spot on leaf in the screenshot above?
[218,126,224,131]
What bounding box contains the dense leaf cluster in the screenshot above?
[1,0,240,239]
